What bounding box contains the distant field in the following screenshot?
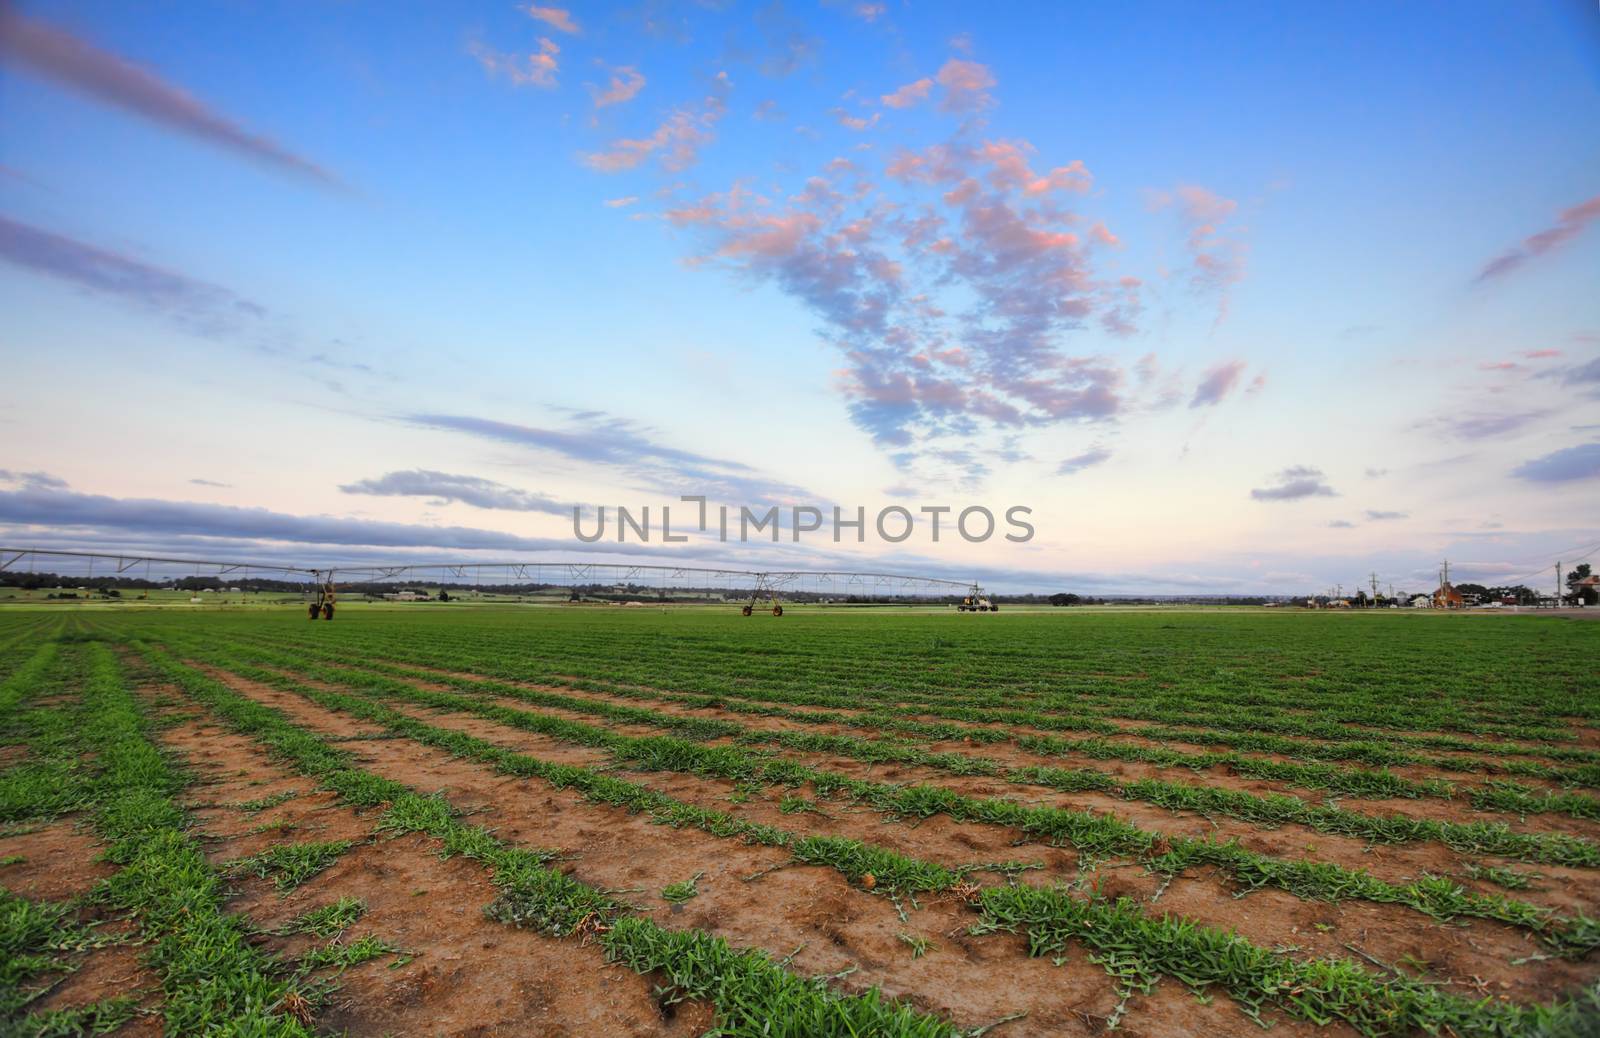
[3,606,1598,1036]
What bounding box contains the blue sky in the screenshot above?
[1,0,1597,593]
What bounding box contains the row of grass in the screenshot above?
[319,636,1600,821]
[134,627,1600,1037]
[162,637,1600,957]
[71,639,319,1035]
[288,642,1600,857]
[230,626,1600,790]
[123,637,978,1037]
[249,614,1594,753]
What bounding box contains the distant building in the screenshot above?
[1410,595,1432,608]
[1433,582,1465,609]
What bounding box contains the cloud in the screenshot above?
[583,73,730,172]
[340,470,567,514]
[851,3,887,22]
[755,2,821,78]
[1560,356,1600,387]
[1250,465,1336,501]
[1438,409,1550,440]
[589,64,646,108]
[1328,519,1356,529]
[523,4,579,34]
[1364,509,1408,521]
[1510,442,1600,483]
[1364,467,1388,478]
[664,138,1152,449]
[470,38,559,89]
[0,8,339,187]
[0,214,266,331]
[935,58,995,112]
[830,107,878,132]
[603,196,639,208]
[1056,446,1111,475]
[0,484,596,556]
[1524,349,1563,359]
[0,469,68,490]
[189,478,232,489]
[407,411,812,504]
[880,77,933,110]
[1190,360,1246,408]
[1150,184,1247,319]
[1475,194,1600,283]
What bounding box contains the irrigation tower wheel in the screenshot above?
[772,605,784,616]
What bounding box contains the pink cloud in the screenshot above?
[1190,360,1247,408]
[1476,194,1600,283]
[852,3,887,22]
[936,58,995,112]
[978,140,1091,195]
[584,74,730,172]
[470,38,560,89]
[880,77,934,109]
[831,107,879,131]
[1150,183,1248,318]
[1523,349,1563,359]
[0,7,339,186]
[523,4,579,34]
[589,64,645,108]
[603,196,639,208]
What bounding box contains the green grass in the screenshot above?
[4,604,1598,1036]
[229,840,355,894]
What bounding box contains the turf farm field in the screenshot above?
[3,607,1599,1037]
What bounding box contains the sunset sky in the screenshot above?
[1,0,1597,593]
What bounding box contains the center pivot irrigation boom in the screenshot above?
[0,548,995,619]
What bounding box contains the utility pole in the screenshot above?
[1440,559,1450,586]
[1556,562,1563,609]
[1370,571,1379,606]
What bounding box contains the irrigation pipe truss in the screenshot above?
[0,547,981,597]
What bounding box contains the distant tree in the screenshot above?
[1569,564,1597,605]
[438,590,450,602]
[1049,593,1081,607]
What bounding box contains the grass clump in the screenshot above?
[661,872,703,904]
[231,840,354,894]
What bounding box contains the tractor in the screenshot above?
[307,575,336,620]
[956,585,997,612]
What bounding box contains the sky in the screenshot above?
[1,0,1597,595]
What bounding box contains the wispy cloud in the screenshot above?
[1149,184,1247,320]
[189,478,232,489]
[1475,194,1600,283]
[339,470,567,514]
[935,58,995,112]
[1511,442,1600,483]
[0,7,339,187]
[880,77,933,110]
[0,214,265,331]
[1437,409,1550,440]
[469,38,560,89]
[603,196,639,208]
[1364,509,1408,521]
[583,73,730,172]
[589,63,646,108]
[523,4,579,34]
[755,2,820,78]
[1056,446,1112,475]
[1250,465,1335,501]
[0,469,68,490]
[1190,360,1247,408]
[406,411,812,504]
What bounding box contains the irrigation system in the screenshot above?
[0,547,996,618]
